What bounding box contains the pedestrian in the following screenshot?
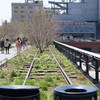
[22,37,27,50]
[4,39,11,54]
[0,39,5,54]
[16,37,21,54]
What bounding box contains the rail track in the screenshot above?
[18,48,73,86]
[49,48,72,85]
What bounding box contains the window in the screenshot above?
[20,15,25,18]
[20,20,24,22]
[14,11,18,13]
[15,16,20,19]
[14,6,18,9]
[28,6,33,9]
[29,11,33,13]
[20,11,24,13]
[21,6,24,8]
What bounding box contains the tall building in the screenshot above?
[12,0,43,22]
[50,0,99,22]
[49,0,100,40]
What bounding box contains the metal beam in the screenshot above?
[49,1,69,14]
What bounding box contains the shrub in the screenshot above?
[14,79,23,85]
[0,72,6,78]
[40,81,48,91]
[40,91,48,100]
[0,81,10,85]
[49,92,54,100]
[26,80,35,85]
[10,70,17,77]
[45,75,53,83]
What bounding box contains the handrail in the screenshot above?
[54,41,100,83]
[55,41,100,58]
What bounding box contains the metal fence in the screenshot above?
[54,41,100,83]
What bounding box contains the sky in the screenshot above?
[0,0,58,24]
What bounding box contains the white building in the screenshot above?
[12,0,43,22]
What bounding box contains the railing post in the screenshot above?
[95,59,99,82]
[73,50,76,64]
[72,50,75,63]
[66,48,69,57]
[68,48,70,60]
[70,49,73,61]
[75,51,78,65]
[79,53,82,68]
[85,55,89,74]
[74,51,77,65]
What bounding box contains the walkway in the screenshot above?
[0,45,29,66]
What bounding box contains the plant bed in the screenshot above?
[0,46,99,100]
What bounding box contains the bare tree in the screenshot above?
[0,21,18,40]
[0,21,9,40]
[8,22,25,39]
[0,10,58,52]
[25,10,58,53]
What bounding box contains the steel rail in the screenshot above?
[23,47,72,85]
[23,49,39,85]
[49,48,72,85]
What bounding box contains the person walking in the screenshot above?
[16,37,21,54]
[22,37,27,50]
[0,39,5,54]
[4,39,11,54]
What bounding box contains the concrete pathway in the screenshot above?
[0,47,17,65]
[0,45,29,66]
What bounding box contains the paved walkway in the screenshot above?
[0,45,29,66]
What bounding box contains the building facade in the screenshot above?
[51,0,99,22]
[12,1,43,22]
[49,0,100,40]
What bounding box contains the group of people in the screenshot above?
[0,39,11,54]
[16,37,28,54]
[0,37,28,55]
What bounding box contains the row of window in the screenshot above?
[14,6,33,9]
[14,11,33,13]
[14,15,34,19]
[14,5,41,9]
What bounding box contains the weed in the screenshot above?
[45,75,53,83]
[40,91,48,100]
[0,72,6,78]
[10,70,18,77]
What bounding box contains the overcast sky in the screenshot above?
[0,0,60,24]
